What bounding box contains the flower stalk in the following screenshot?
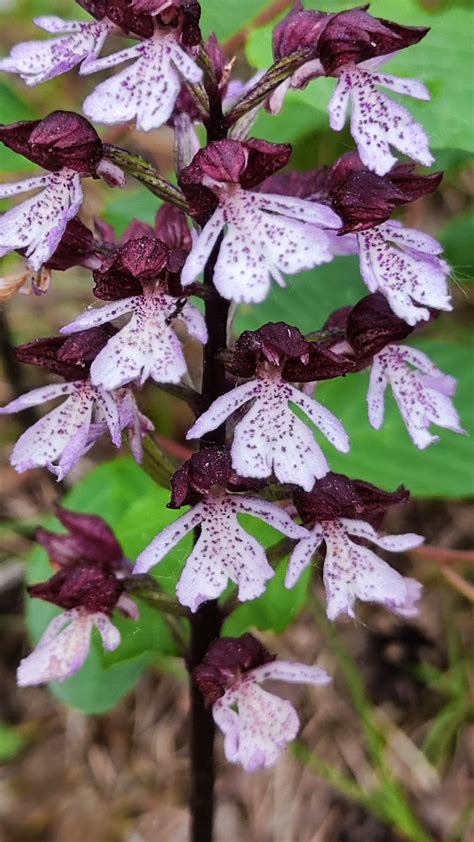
[187,70,229,835]
[103,145,190,211]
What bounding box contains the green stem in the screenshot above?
[225,49,315,125]
[103,145,189,211]
[123,575,191,617]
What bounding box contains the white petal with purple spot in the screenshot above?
[212,656,330,771]
[0,18,113,86]
[368,344,465,448]
[82,32,203,131]
[135,492,305,611]
[17,608,121,686]
[357,222,452,325]
[0,169,83,270]
[319,518,423,620]
[329,65,433,176]
[188,375,349,490]
[182,186,338,302]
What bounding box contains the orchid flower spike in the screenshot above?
[194,634,331,772]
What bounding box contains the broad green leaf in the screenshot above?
[0,723,25,763]
[103,188,162,235]
[64,457,157,519]
[310,342,473,498]
[441,210,474,283]
[200,0,277,42]
[223,558,311,636]
[0,82,38,172]
[235,256,366,334]
[223,514,311,635]
[25,458,179,714]
[246,0,474,155]
[114,488,192,595]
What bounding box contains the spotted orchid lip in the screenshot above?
[135,489,307,613]
[185,374,350,493]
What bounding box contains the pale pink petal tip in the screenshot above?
[17,609,122,687]
[213,658,330,771]
[368,344,465,447]
[329,65,433,176]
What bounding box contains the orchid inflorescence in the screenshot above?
[0,1,465,776]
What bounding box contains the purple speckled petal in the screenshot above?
[250,660,331,687]
[134,504,204,574]
[340,518,424,551]
[61,297,138,334]
[176,301,208,344]
[51,416,93,481]
[0,381,76,414]
[287,384,350,453]
[322,519,423,620]
[357,222,452,325]
[367,354,388,430]
[0,174,51,198]
[9,386,94,475]
[230,382,331,489]
[93,387,122,447]
[234,495,307,540]
[209,187,336,303]
[0,18,113,86]
[255,192,341,229]
[368,344,465,447]
[329,65,433,176]
[17,608,94,686]
[83,33,202,131]
[181,208,226,286]
[214,682,299,772]
[176,496,275,611]
[285,524,324,589]
[116,388,154,463]
[186,380,261,440]
[91,293,197,389]
[0,170,83,270]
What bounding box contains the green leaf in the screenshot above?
[236,256,365,334]
[113,488,192,595]
[200,0,277,42]
[0,81,39,172]
[441,210,474,283]
[0,723,25,764]
[103,188,162,235]
[223,514,311,635]
[223,557,311,636]
[25,458,180,714]
[65,457,158,519]
[310,342,473,498]
[246,0,474,155]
